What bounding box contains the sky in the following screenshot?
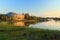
[0,0,60,17]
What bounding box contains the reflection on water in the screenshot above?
[10,20,60,30]
[12,21,37,27]
[13,22,25,26]
[44,20,60,26]
[30,20,60,30]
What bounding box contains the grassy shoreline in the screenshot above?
[0,25,60,40]
[0,23,60,40]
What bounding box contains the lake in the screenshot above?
[30,20,60,30]
[11,20,60,30]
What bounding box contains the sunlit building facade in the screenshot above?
[11,14,25,21]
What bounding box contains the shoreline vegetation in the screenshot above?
[0,25,60,40]
[0,22,60,40]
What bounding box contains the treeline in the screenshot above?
[0,12,60,22]
[0,12,49,22]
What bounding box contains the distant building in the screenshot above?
[6,12,17,17]
[11,14,25,21]
[6,12,25,21]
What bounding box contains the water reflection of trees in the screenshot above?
[8,21,38,27]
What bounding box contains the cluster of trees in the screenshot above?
[0,14,10,21]
[0,13,13,21]
[25,13,37,20]
[25,13,49,22]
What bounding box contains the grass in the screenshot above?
[0,23,60,40]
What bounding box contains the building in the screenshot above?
[6,12,25,21]
[11,14,25,21]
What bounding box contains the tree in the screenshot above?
[25,13,30,20]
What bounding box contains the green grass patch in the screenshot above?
[0,23,60,40]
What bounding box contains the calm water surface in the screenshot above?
[29,20,60,30]
[9,20,60,30]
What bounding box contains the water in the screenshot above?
[9,20,60,30]
[30,20,60,30]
